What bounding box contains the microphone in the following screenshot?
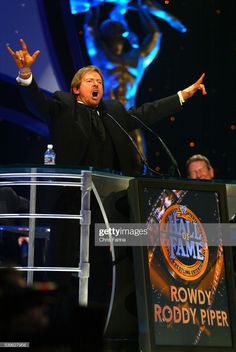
[128,112,182,177]
[103,110,163,176]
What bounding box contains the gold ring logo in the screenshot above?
[160,204,208,282]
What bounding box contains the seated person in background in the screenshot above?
[186,154,214,180]
[186,154,236,274]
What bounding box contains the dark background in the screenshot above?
[0,0,235,179]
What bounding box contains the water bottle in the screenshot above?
[44,144,56,165]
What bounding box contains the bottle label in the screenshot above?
[44,156,56,165]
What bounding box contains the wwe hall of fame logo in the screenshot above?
[159,204,209,282]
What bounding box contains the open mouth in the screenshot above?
[92,91,98,97]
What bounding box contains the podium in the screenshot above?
[0,166,138,345]
[1,167,236,351]
[128,176,236,352]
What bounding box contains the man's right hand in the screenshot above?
[7,38,40,79]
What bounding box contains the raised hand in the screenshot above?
[7,38,40,69]
[181,73,207,101]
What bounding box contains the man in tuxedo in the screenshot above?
[7,39,206,306]
[8,38,206,175]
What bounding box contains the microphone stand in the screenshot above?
[129,112,182,177]
[104,111,163,176]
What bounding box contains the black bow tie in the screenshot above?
[90,109,106,140]
[77,103,106,140]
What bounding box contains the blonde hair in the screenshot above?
[186,154,212,169]
[71,65,104,91]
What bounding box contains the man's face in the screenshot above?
[73,71,103,107]
[187,160,214,180]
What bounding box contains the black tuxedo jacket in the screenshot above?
[20,79,182,174]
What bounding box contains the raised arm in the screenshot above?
[180,73,207,101]
[7,38,40,79]
[7,38,57,122]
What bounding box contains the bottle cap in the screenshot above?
[47,144,53,149]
